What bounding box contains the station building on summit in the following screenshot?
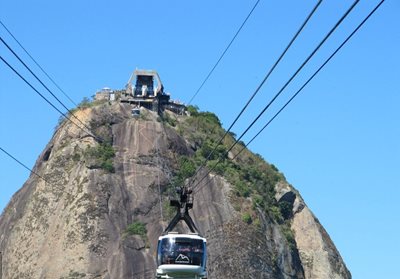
[95,69,186,115]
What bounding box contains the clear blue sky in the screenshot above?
[1,1,399,278]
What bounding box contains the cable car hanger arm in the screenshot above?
[163,187,201,235]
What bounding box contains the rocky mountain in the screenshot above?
[0,101,351,278]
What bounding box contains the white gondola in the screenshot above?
[132,107,140,117]
[156,188,207,279]
[156,233,207,279]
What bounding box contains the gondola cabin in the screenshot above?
[131,107,140,117]
[156,232,207,279]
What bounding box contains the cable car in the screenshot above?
[156,188,207,279]
[156,233,207,278]
[132,107,140,117]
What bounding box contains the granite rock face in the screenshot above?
[0,103,351,278]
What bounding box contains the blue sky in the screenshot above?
[1,1,399,278]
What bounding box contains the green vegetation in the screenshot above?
[78,97,92,109]
[171,106,288,226]
[279,200,293,220]
[234,181,251,198]
[186,105,199,116]
[56,115,66,130]
[84,142,115,172]
[72,153,81,162]
[125,221,150,248]
[137,109,150,121]
[161,112,177,127]
[78,96,107,110]
[162,105,295,253]
[163,199,177,220]
[178,156,196,180]
[126,221,147,237]
[178,107,224,143]
[221,158,284,224]
[253,217,261,228]
[233,203,241,212]
[269,205,283,224]
[67,97,104,117]
[55,96,108,131]
[281,221,296,250]
[242,212,252,224]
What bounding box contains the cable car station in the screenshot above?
[95,69,186,115]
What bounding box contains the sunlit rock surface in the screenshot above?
[0,103,350,278]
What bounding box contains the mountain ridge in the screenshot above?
[0,101,350,278]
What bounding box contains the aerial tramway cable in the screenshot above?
[0,56,98,141]
[187,0,323,189]
[192,0,385,195]
[0,146,50,185]
[187,0,261,105]
[0,20,78,107]
[155,116,207,279]
[155,130,164,226]
[230,0,386,161]
[191,0,361,193]
[0,145,96,205]
[1,1,386,277]
[0,37,95,138]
